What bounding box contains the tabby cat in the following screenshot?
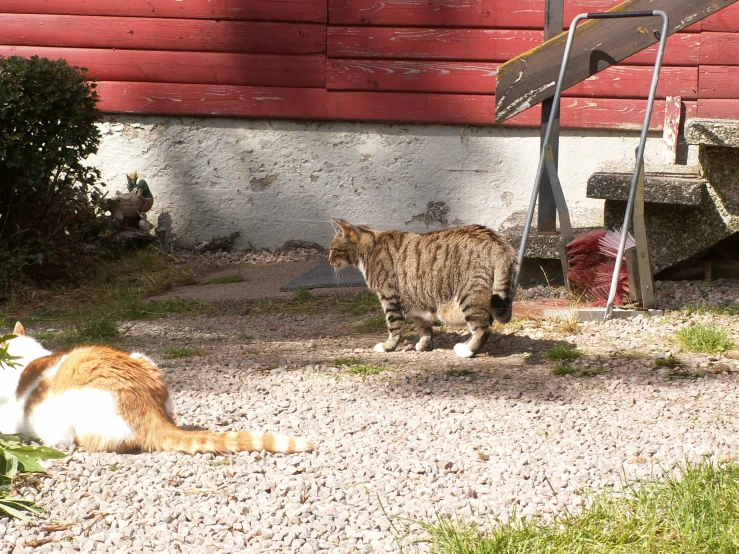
[328,220,517,358]
[0,323,314,455]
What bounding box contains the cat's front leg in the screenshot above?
[374,294,404,353]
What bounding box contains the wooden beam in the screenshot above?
[495,0,738,123]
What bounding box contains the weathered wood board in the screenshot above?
[327,26,700,66]
[328,0,702,30]
[0,0,328,22]
[699,66,739,99]
[95,81,696,129]
[701,1,739,30]
[0,14,326,55]
[0,46,326,88]
[327,59,696,99]
[700,32,739,63]
[697,99,739,119]
[495,0,739,123]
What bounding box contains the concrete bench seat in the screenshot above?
[586,163,705,206]
[685,119,739,148]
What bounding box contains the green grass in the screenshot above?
[332,357,390,377]
[681,303,739,317]
[355,312,388,333]
[202,273,246,285]
[653,355,683,369]
[52,313,121,347]
[335,290,381,315]
[162,347,204,360]
[551,363,601,377]
[543,344,581,363]
[417,458,739,554]
[250,289,382,317]
[675,323,735,354]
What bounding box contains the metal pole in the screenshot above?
[604,10,669,319]
[513,13,588,292]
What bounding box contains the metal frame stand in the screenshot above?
[513,10,669,320]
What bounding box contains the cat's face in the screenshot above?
[329,220,360,269]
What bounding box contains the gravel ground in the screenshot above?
[2,252,739,553]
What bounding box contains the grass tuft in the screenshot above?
[332,357,389,377]
[551,363,601,377]
[355,313,387,334]
[675,323,734,354]
[543,344,581,363]
[336,290,381,315]
[419,458,739,554]
[653,355,683,369]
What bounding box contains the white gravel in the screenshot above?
[2,274,739,553]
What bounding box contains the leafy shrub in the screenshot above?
[0,55,104,287]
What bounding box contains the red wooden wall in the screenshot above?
[1,0,737,130]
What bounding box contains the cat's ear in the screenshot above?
[332,219,359,242]
[13,322,25,336]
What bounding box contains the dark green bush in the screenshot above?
[0,55,104,287]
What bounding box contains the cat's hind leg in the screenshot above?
[374,293,404,353]
[412,316,434,352]
[454,295,493,358]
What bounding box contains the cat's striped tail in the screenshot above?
[491,258,516,324]
[151,420,314,454]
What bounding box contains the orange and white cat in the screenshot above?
[0,322,314,455]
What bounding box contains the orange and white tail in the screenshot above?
[149,418,314,454]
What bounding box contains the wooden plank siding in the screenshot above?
[327,60,697,100]
[0,46,326,88]
[0,15,326,55]
[0,0,736,128]
[0,0,328,23]
[701,2,739,31]
[96,80,697,130]
[328,0,702,31]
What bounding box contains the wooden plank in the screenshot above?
[495,0,738,124]
[699,66,739,99]
[0,0,327,23]
[93,81,697,129]
[327,60,696,99]
[700,32,739,64]
[326,59,498,93]
[565,66,697,100]
[0,46,326,88]
[702,2,739,30]
[327,26,699,66]
[697,99,739,119]
[328,0,702,30]
[625,247,642,302]
[622,33,700,66]
[328,27,542,62]
[632,162,655,308]
[97,82,332,119]
[0,14,326,55]
[661,96,682,164]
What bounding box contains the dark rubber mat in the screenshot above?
[280,262,367,291]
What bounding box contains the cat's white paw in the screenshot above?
[373,343,387,353]
[453,342,474,358]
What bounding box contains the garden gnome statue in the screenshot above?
[114,171,154,232]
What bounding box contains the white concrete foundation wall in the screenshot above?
[88,115,665,250]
